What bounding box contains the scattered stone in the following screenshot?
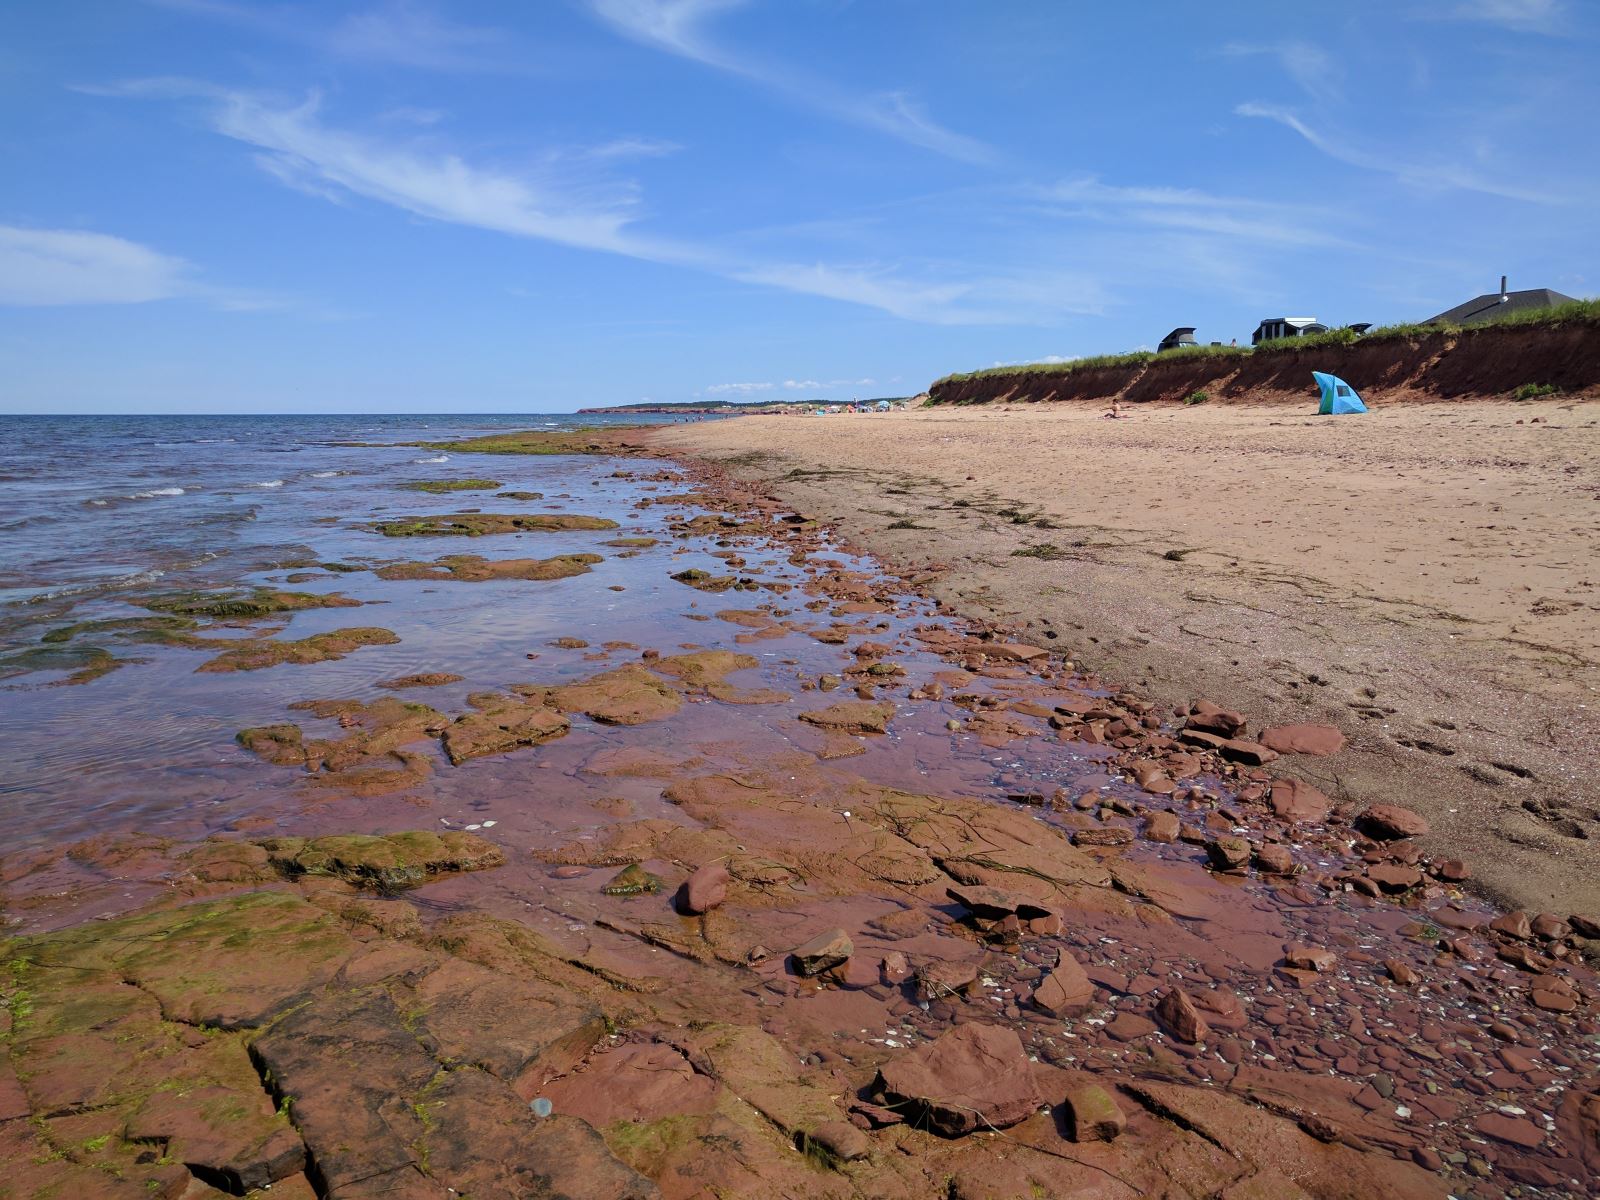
[1186,700,1246,738]
[1060,1084,1125,1143]
[1366,863,1422,893]
[791,928,853,977]
[807,1119,872,1162]
[873,1023,1042,1136]
[1155,988,1209,1043]
[1356,806,1430,841]
[1032,954,1094,1017]
[918,959,979,1001]
[1268,778,1331,824]
[678,862,729,914]
[1472,1112,1544,1149]
[1206,836,1251,873]
[1385,959,1418,986]
[197,627,399,673]
[1144,811,1180,843]
[946,884,1053,921]
[1283,945,1336,972]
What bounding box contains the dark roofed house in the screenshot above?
[1427,276,1577,327]
[1158,327,1197,353]
[1251,316,1327,346]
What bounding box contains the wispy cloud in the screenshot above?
[0,223,296,311]
[148,0,521,72]
[1235,103,1562,203]
[1039,176,1354,249]
[1221,41,1342,104]
[91,79,1092,324]
[704,380,773,395]
[1447,0,1567,34]
[0,225,194,306]
[586,0,994,163]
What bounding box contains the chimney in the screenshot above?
[1500,274,1508,301]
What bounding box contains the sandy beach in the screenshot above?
[648,397,1600,916]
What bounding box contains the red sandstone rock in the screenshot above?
[1259,724,1347,756]
[1186,700,1246,738]
[873,1023,1042,1136]
[1144,811,1180,843]
[1155,988,1209,1043]
[1472,1112,1544,1148]
[1283,945,1336,972]
[791,928,853,977]
[1254,843,1295,875]
[1366,863,1421,893]
[678,862,729,914]
[1206,836,1251,873]
[1033,954,1094,1017]
[1385,959,1418,986]
[1268,778,1331,824]
[808,1119,871,1161]
[1061,1083,1125,1142]
[1355,805,1430,840]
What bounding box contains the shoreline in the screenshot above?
[642,398,1600,918]
[5,423,1598,1197]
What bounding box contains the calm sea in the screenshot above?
[0,412,697,626]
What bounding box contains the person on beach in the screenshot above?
[1103,400,1124,419]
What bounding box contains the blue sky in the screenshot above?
[2,0,1595,413]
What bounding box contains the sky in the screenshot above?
[1,0,1596,414]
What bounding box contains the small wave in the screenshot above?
[309,470,343,478]
[88,499,108,507]
[255,480,285,489]
[131,487,185,499]
[412,455,449,464]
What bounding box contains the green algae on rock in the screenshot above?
[374,552,602,582]
[602,863,664,895]
[0,643,129,685]
[520,664,682,726]
[797,700,896,734]
[38,614,200,646]
[405,428,631,456]
[370,512,619,537]
[442,693,572,764]
[669,568,735,592]
[260,830,504,890]
[401,477,502,493]
[646,649,759,690]
[197,626,399,672]
[143,588,362,619]
[496,490,545,500]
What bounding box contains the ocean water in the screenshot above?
[0,413,699,619]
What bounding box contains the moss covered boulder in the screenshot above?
[260,831,504,890]
[401,477,502,493]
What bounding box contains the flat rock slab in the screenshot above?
[874,1022,1042,1136]
[262,831,505,890]
[798,701,896,733]
[1259,724,1347,756]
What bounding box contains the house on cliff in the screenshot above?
[1251,316,1328,345]
[1426,276,1578,326]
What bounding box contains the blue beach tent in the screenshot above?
[1313,371,1367,415]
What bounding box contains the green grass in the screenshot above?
[1513,382,1560,400]
[929,298,1600,393]
[1185,390,1208,405]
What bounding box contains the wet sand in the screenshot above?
[3,435,1598,1198]
[646,398,1600,919]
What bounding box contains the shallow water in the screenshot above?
[2,416,1594,1196]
